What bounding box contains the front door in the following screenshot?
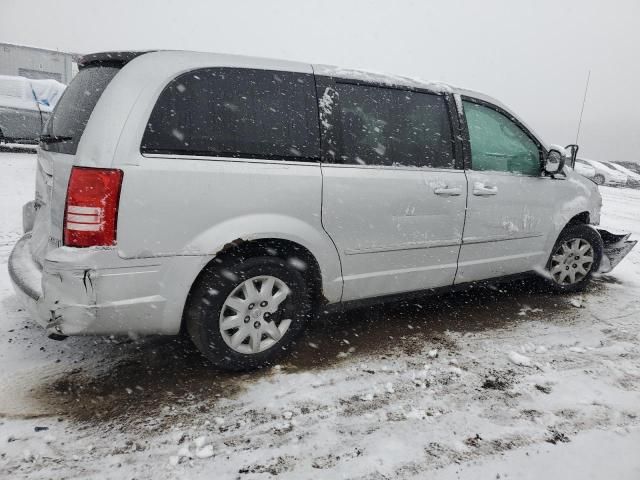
[318,80,467,301]
[456,98,556,284]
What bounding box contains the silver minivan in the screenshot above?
[8,50,636,369]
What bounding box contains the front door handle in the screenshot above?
[433,186,462,196]
[473,182,498,196]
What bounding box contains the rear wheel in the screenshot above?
[185,255,312,370]
[593,174,605,185]
[546,224,603,293]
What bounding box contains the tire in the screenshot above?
[593,174,605,185]
[545,224,603,293]
[185,255,312,370]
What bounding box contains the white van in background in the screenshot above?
[0,75,66,144]
[577,158,627,186]
[571,159,596,181]
[603,162,640,188]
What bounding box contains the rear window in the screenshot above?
[41,66,119,155]
[141,68,320,161]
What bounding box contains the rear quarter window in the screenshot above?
[41,66,119,155]
[141,68,321,161]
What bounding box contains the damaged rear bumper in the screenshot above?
[7,234,51,332]
[597,228,637,274]
[8,233,175,337]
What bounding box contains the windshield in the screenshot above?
[41,66,119,154]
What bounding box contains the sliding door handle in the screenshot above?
[473,182,498,196]
[433,186,462,196]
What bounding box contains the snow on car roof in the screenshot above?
[580,158,608,166]
[313,65,514,107]
[312,64,454,94]
[578,158,622,172]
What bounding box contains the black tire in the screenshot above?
[545,224,603,293]
[593,174,605,185]
[185,255,312,371]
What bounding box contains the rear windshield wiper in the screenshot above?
[40,134,72,144]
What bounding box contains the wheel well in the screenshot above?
[183,238,325,329]
[566,211,590,227]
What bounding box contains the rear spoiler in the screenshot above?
[597,228,637,273]
[77,51,154,69]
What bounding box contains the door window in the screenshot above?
[463,101,541,176]
[335,83,454,168]
[141,68,320,161]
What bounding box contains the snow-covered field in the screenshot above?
[1,151,639,479]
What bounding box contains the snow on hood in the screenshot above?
[0,75,66,112]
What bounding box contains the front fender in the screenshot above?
[545,195,596,254]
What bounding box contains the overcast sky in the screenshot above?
[3,0,639,162]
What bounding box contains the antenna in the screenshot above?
[575,70,591,144]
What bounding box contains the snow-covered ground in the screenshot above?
[1,151,639,479]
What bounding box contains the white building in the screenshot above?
[0,42,77,85]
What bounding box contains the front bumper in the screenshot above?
[597,228,637,273]
[8,233,181,337]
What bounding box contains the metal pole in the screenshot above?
[575,70,591,144]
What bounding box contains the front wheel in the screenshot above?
[546,224,603,293]
[185,255,312,370]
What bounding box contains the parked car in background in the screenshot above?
[616,161,640,175]
[8,51,637,370]
[577,158,627,186]
[604,162,640,187]
[0,75,66,144]
[571,158,596,181]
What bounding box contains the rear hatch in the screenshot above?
[29,60,124,267]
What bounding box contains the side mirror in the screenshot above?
[544,148,565,175]
[564,144,579,168]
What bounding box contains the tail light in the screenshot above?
[63,167,123,247]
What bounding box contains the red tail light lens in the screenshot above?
[63,167,123,247]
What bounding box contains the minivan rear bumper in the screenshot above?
[8,233,189,337]
[8,234,48,329]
